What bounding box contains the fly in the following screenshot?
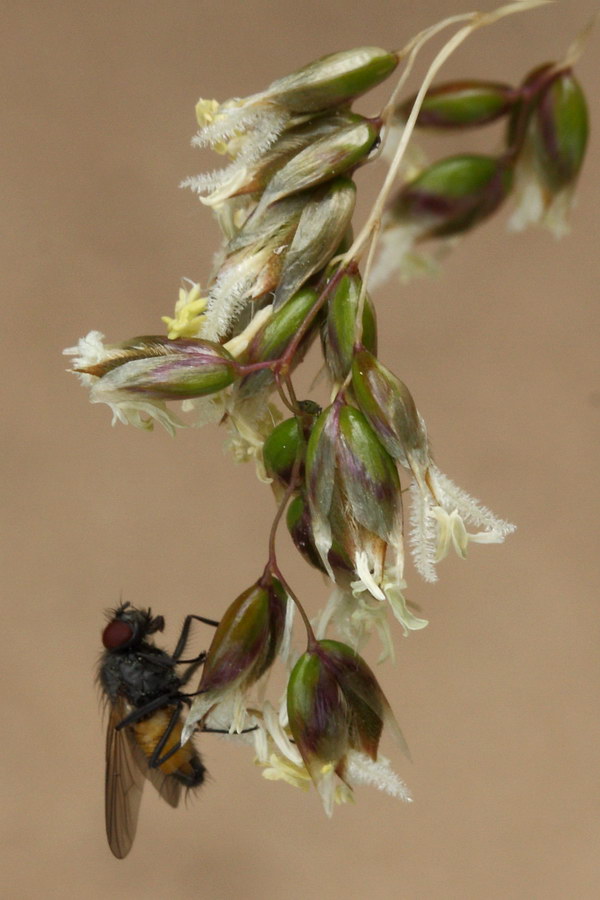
[98,602,217,858]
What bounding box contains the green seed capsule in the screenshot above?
[237,287,320,398]
[529,69,589,192]
[390,154,513,238]
[78,336,238,400]
[249,288,320,362]
[287,647,349,774]
[264,47,398,113]
[199,579,287,694]
[398,80,516,129]
[263,402,321,486]
[324,272,377,381]
[336,404,401,541]
[287,639,392,787]
[305,401,402,581]
[263,417,304,486]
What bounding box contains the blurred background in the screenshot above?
[2,1,599,897]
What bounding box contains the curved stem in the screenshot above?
[236,359,280,376]
[282,373,300,410]
[351,218,381,359]
[383,12,476,126]
[270,561,317,651]
[274,374,299,415]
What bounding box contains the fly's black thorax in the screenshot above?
[100,643,181,708]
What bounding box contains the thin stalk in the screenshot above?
[275,374,300,416]
[383,12,478,126]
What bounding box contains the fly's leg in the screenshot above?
[178,655,206,688]
[148,702,186,768]
[115,693,177,730]
[172,614,219,662]
[202,725,258,735]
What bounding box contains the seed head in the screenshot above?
[287,638,407,813]
[183,578,288,739]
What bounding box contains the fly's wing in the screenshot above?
[105,698,186,857]
[105,697,145,859]
[140,753,181,809]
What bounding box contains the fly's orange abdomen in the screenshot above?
[133,708,200,782]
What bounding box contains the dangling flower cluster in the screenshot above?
[65,2,588,816]
[371,38,589,286]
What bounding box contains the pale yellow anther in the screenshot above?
[194,98,247,157]
[161,282,208,339]
[195,98,220,128]
[259,753,312,790]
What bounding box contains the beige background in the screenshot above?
[3,1,599,897]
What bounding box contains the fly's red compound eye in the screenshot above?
[102,619,134,650]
